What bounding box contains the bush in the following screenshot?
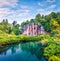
[0,34,42,46]
[44,41,60,59]
[49,55,60,61]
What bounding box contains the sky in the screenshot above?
[0,0,60,24]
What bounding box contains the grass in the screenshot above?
[0,34,60,48]
[0,34,43,47]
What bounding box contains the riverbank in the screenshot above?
[0,34,53,48]
[0,34,60,47]
[0,34,42,48]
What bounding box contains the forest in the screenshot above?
[0,12,60,35]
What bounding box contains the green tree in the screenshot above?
[12,21,17,26]
[44,42,60,58]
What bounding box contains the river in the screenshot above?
[0,42,46,61]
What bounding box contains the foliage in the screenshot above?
[0,34,44,46]
[44,41,60,60]
[21,12,60,34]
[0,12,60,35]
[49,55,60,61]
[0,20,21,35]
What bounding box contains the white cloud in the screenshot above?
[0,6,30,24]
[48,5,56,9]
[0,0,18,7]
[16,9,30,13]
[54,8,60,12]
[18,13,29,17]
[37,8,44,12]
[37,4,56,15]
[38,2,43,6]
[0,8,10,18]
[37,8,53,15]
[57,8,60,12]
[46,0,55,3]
[20,5,28,9]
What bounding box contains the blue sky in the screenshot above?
[0,0,60,24]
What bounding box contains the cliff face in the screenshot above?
[22,23,46,36]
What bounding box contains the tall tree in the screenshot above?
[12,21,17,26]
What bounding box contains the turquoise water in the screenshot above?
[0,42,46,61]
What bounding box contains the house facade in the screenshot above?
[22,23,45,36]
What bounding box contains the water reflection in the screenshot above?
[0,44,21,56]
[21,42,43,59]
[0,42,46,61]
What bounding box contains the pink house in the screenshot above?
[22,23,45,36]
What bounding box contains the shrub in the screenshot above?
[49,55,60,61]
[44,41,60,59]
